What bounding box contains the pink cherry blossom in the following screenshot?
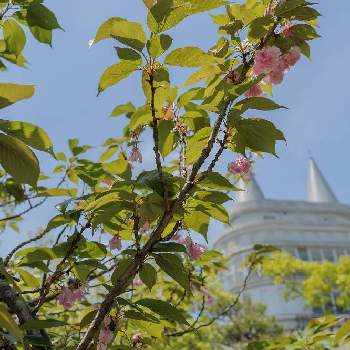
[172,232,183,242]
[184,237,207,260]
[228,158,252,176]
[282,46,301,68]
[264,60,285,85]
[109,235,122,251]
[245,84,263,98]
[141,220,150,232]
[57,285,85,310]
[129,145,142,163]
[97,317,114,350]
[132,333,143,345]
[57,288,75,310]
[282,22,294,38]
[133,279,143,287]
[72,286,85,303]
[253,46,281,76]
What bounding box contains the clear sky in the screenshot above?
[1,1,349,252]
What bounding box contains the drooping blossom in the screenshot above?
[184,237,207,260]
[129,145,142,163]
[264,60,286,85]
[282,22,294,38]
[141,220,150,232]
[282,46,301,69]
[133,279,143,287]
[109,235,122,251]
[253,46,281,76]
[131,333,143,346]
[200,286,214,305]
[57,282,85,310]
[245,84,263,98]
[97,317,114,350]
[57,288,75,310]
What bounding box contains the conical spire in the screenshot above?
[307,158,337,203]
[236,174,264,202]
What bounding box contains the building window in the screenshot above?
[323,248,335,262]
[297,247,309,261]
[310,248,322,261]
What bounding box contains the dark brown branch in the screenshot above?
[0,277,52,349]
[75,101,230,350]
[34,224,89,312]
[148,66,169,211]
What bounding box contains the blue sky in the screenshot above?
[1,1,349,252]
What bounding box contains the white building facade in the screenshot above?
[215,159,350,329]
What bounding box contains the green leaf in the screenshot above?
[139,263,157,290]
[103,159,131,180]
[80,310,97,328]
[0,119,53,154]
[334,320,350,345]
[25,4,61,30]
[0,134,39,186]
[247,16,275,41]
[129,106,152,130]
[195,190,232,204]
[111,258,133,285]
[22,319,67,330]
[231,118,286,156]
[136,298,188,324]
[185,127,211,165]
[40,188,77,197]
[290,24,320,41]
[95,17,146,51]
[235,97,286,112]
[18,268,40,289]
[115,47,142,64]
[152,242,187,253]
[154,253,190,291]
[198,172,238,191]
[165,47,217,67]
[111,102,135,118]
[0,303,23,339]
[158,120,177,157]
[0,83,35,109]
[98,61,139,94]
[147,0,224,33]
[147,34,173,58]
[184,210,210,240]
[275,0,306,16]
[3,19,26,56]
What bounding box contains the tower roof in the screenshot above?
[307,158,337,203]
[235,174,264,202]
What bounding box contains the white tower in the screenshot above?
[215,159,350,329]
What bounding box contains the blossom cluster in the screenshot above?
[57,281,85,310]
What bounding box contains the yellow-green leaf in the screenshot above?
[0,83,35,109]
[98,61,138,94]
[165,47,217,67]
[0,303,23,339]
[0,119,53,154]
[0,134,39,186]
[95,17,146,51]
